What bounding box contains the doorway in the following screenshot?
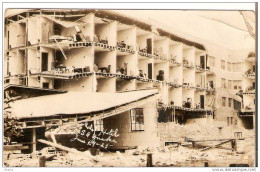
[41,52,48,72]
[148,63,152,79]
[147,38,152,54]
[200,95,205,109]
[200,56,205,69]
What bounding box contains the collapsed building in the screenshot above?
[3,9,255,157]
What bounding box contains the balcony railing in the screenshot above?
[183,60,194,69]
[244,69,255,78]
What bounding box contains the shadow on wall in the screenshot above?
[240,117,253,129]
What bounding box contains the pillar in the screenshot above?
[31,128,36,153]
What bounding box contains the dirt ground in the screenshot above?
[3,122,255,167]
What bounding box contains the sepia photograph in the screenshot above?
[2,2,257,168]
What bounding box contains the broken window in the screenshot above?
[222,97,226,107]
[94,119,103,132]
[228,98,232,107]
[221,60,225,70]
[130,108,144,131]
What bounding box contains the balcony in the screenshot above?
[167,81,182,88]
[246,52,255,63]
[243,86,255,95]
[169,55,181,66]
[195,65,206,73]
[182,82,195,89]
[116,41,135,55]
[182,59,194,69]
[244,69,255,79]
[30,63,93,79]
[195,84,206,92]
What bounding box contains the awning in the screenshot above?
[10,89,159,119]
[42,15,88,28]
[232,94,242,102]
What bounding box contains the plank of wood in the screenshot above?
[37,139,99,162]
[201,139,233,151]
[4,145,29,151]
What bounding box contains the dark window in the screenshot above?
[7,57,9,75]
[228,98,232,107]
[147,38,152,54]
[200,95,204,109]
[200,56,205,69]
[41,52,48,72]
[148,63,152,79]
[130,108,144,131]
[222,97,226,107]
[42,82,49,89]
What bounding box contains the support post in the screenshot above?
[32,128,36,153]
[39,156,46,167]
[171,109,173,122]
[146,153,153,167]
[174,107,176,124]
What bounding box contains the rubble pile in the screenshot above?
[158,121,250,142]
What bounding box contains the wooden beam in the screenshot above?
[37,139,101,162]
[201,139,233,151]
[4,145,29,151]
[31,128,36,153]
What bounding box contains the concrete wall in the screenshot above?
[117,27,136,47]
[169,87,182,106]
[103,101,160,147]
[62,77,94,92]
[28,16,40,45]
[28,77,40,87]
[136,82,152,90]
[40,77,54,89]
[169,43,182,62]
[116,80,136,92]
[183,69,195,85]
[138,58,152,78]
[195,73,206,88]
[17,50,26,74]
[182,89,194,108]
[154,62,168,81]
[64,47,94,70]
[16,22,26,47]
[95,51,116,73]
[95,21,117,46]
[28,48,40,73]
[117,54,136,76]
[40,17,54,44]
[137,33,153,52]
[97,78,116,92]
[40,47,54,71]
[183,47,195,66]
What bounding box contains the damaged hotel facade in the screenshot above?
[4,9,256,152]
